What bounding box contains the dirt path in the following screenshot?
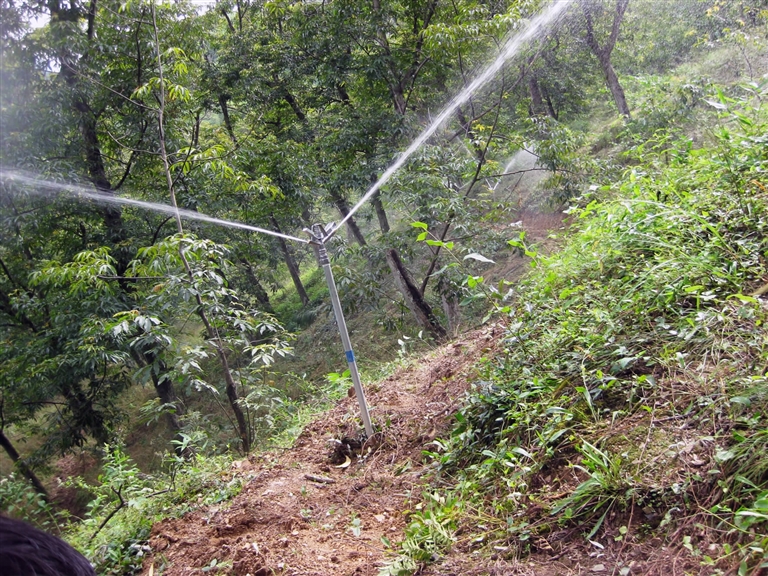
[143,325,504,576]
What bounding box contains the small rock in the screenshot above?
[591,564,606,572]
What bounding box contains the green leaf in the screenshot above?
[728,293,758,304]
[510,447,533,459]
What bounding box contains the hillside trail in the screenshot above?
[142,323,504,576]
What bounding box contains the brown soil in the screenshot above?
[49,451,98,518]
[142,324,505,576]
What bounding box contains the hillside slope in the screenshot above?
[140,326,503,575]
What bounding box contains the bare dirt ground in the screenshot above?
[142,324,505,576]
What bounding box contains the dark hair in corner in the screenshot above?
[0,515,95,576]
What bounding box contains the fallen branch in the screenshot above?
[304,474,336,485]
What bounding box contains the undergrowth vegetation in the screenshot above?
[0,373,354,575]
[64,444,246,575]
[384,82,768,574]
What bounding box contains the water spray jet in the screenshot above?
[322,0,573,243]
[0,170,309,244]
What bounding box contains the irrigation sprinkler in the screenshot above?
[306,223,374,438]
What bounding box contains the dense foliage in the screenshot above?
[388,78,768,575]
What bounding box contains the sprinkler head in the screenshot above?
[321,222,338,242]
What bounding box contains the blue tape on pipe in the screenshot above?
[345,350,355,363]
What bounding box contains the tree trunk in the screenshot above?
[371,187,390,234]
[218,348,250,453]
[0,430,49,500]
[386,248,447,341]
[128,347,183,434]
[281,87,306,122]
[270,216,310,306]
[52,1,130,273]
[76,98,132,273]
[150,3,251,454]
[441,292,460,337]
[583,0,631,118]
[330,191,366,246]
[541,85,559,120]
[599,54,630,117]
[240,258,274,313]
[528,74,546,117]
[189,297,252,453]
[455,106,483,160]
[152,374,183,432]
[218,94,237,144]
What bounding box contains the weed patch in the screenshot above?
[426,82,768,573]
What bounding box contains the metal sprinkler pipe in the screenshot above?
[306,223,374,438]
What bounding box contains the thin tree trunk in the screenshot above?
[218,347,250,453]
[599,55,630,117]
[371,188,390,234]
[419,221,451,296]
[52,0,130,274]
[438,277,460,338]
[330,192,366,246]
[281,87,306,121]
[218,94,237,144]
[152,373,183,432]
[151,4,250,453]
[541,85,559,120]
[455,106,484,160]
[528,74,546,117]
[386,248,446,341]
[441,292,460,337]
[583,0,631,118]
[0,430,49,500]
[240,258,274,313]
[270,216,310,307]
[128,348,183,434]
